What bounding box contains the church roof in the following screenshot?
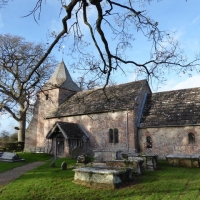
[140,87,200,127]
[42,61,81,92]
[45,79,149,119]
[46,121,86,139]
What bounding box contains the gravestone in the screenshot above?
[50,161,56,167]
[50,156,57,167]
[0,152,24,162]
[61,161,67,170]
[116,150,123,160]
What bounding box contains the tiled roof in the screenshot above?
[46,121,85,139]
[140,87,200,127]
[46,80,148,118]
[42,61,81,92]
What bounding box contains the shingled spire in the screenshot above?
[42,61,81,92]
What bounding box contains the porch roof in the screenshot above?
[46,121,87,139]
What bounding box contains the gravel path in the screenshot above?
[0,161,46,186]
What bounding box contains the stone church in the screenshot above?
[25,61,200,159]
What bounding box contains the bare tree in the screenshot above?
[0,34,56,142]
[75,74,118,91]
[19,0,200,88]
[0,0,10,8]
[0,0,7,6]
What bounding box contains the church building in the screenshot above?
[25,61,200,159]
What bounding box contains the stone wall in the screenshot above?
[25,80,151,156]
[24,99,39,150]
[138,126,200,157]
[42,110,136,156]
[25,88,73,151]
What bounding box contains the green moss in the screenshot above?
[124,159,132,167]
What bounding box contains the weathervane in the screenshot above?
[62,45,65,61]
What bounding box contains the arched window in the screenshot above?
[114,128,119,143]
[188,132,195,144]
[109,129,113,143]
[45,94,49,100]
[146,136,152,148]
[109,128,119,143]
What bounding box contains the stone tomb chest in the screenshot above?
[0,152,24,162]
[166,154,200,168]
[73,166,132,189]
[128,153,158,170]
[106,158,144,175]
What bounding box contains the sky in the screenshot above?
[0,0,200,133]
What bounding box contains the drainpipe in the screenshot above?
[126,109,129,153]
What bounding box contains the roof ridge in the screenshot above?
[153,87,200,95]
[75,79,148,94]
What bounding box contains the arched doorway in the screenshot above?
[56,134,65,156]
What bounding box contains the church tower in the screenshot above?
[25,61,80,150]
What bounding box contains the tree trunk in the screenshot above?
[18,113,26,142]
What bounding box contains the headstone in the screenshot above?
[50,161,56,167]
[116,150,123,160]
[61,161,67,170]
[50,156,57,167]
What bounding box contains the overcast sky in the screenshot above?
[0,0,200,132]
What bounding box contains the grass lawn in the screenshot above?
[1,158,200,200]
[0,152,52,173]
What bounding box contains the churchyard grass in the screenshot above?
[1,158,200,199]
[0,152,52,173]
